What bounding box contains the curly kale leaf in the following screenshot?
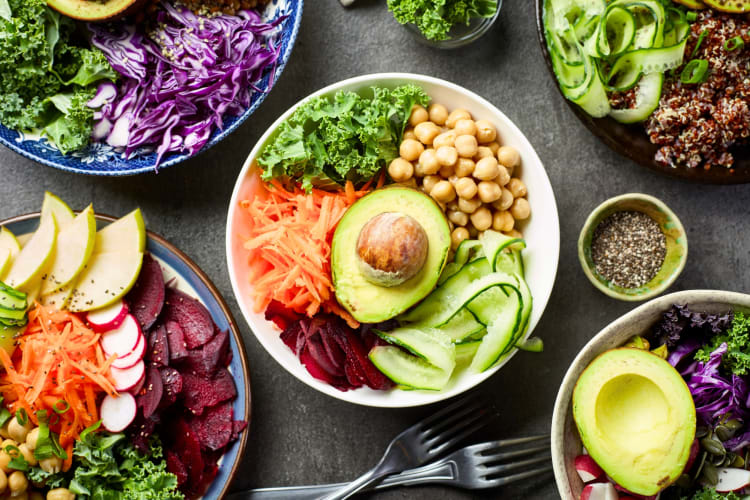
[695,312,750,376]
[387,0,498,41]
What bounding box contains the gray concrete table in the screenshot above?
[1,0,749,498]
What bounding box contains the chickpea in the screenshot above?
[446,109,472,129]
[458,196,482,214]
[454,135,478,158]
[473,156,500,181]
[0,441,15,452]
[0,452,9,474]
[409,105,429,127]
[416,149,440,176]
[494,165,509,186]
[505,229,524,239]
[447,175,460,186]
[435,200,447,212]
[24,430,38,452]
[430,180,456,203]
[397,177,418,189]
[399,139,424,162]
[7,471,26,495]
[0,424,10,440]
[492,188,514,212]
[451,227,470,250]
[474,146,494,161]
[435,146,458,167]
[46,489,74,500]
[453,119,477,137]
[422,175,441,194]
[16,445,34,468]
[446,200,458,211]
[413,121,441,146]
[487,141,500,154]
[510,198,531,220]
[454,177,478,200]
[474,120,497,143]
[8,420,30,444]
[454,158,475,178]
[438,163,455,178]
[428,103,448,125]
[38,457,61,474]
[497,145,521,169]
[403,128,417,141]
[388,158,413,183]
[492,211,515,232]
[470,207,493,231]
[447,210,469,227]
[477,181,502,203]
[432,130,456,149]
[0,469,6,493]
[507,178,527,198]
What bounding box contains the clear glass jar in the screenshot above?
[404,0,502,49]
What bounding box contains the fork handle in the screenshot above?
[319,466,385,500]
[228,462,458,499]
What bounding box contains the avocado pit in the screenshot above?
[356,212,429,288]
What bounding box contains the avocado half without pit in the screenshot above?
[572,348,696,496]
[47,0,146,22]
[331,187,451,324]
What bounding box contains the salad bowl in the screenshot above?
[226,72,560,408]
[551,290,750,499]
[0,0,303,176]
[0,212,251,499]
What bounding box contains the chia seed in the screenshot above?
[590,211,666,289]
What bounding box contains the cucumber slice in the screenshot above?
[369,346,451,391]
[456,341,481,366]
[469,285,524,372]
[410,308,485,342]
[0,288,26,311]
[374,327,456,373]
[479,230,525,272]
[516,337,544,353]
[597,6,636,57]
[0,305,26,321]
[610,72,664,123]
[438,240,483,285]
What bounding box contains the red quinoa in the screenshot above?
[644,11,750,170]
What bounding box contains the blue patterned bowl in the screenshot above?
[0,0,302,176]
[1,212,251,499]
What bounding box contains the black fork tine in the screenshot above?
[427,410,493,457]
[483,465,554,488]
[482,454,552,477]
[420,400,486,440]
[464,435,549,455]
[473,444,549,465]
[418,394,483,430]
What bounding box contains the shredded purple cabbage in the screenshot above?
[88,3,285,166]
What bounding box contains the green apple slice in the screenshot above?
[67,251,144,312]
[95,209,146,254]
[41,205,96,295]
[41,192,75,229]
[0,250,10,278]
[40,282,74,309]
[0,228,21,260]
[2,214,57,292]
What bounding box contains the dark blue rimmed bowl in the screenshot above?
[0,0,303,176]
[1,212,251,499]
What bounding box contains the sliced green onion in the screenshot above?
[50,432,67,460]
[681,59,709,84]
[6,445,28,471]
[48,412,60,426]
[15,408,27,426]
[4,444,20,457]
[692,30,710,58]
[0,409,11,429]
[79,420,102,443]
[35,409,48,423]
[53,400,70,414]
[724,36,745,52]
[32,421,53,461]
[686,11,697,22]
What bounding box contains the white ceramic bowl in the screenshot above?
[551,290,750,499]
[226,73,560,407]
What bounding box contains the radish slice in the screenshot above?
[575,455,605,483]
[581,483,617,500]
[87,300,129,333]
[130,371,146,395]
[100,314,141,357]
[110,360,145,391]
[100,393,136,432]
[715,467,750,492]
[111,333,146,369]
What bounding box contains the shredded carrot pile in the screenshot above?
[0,304,117,469]
[240,170,384,328]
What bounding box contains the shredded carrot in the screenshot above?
[0,303,117,470]
[239,169,371,327]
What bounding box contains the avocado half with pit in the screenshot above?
[47,0,145,22]
[331,187,451,324]
[702,0,750,12]
[572,348,696,496]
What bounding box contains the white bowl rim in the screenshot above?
[551,289,750,499]
[225,72,560,408]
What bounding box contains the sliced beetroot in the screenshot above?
[180,329,229,378]
[342,329,393,390]
[126,254,166,331]
[148,324,170,366]
[131,372,146,395]
[344,361,365,389]
[189,402,233,451]
[159,366,183,408]
[298,347,348,390]
[181,368,236,415]
[166,320,189,361]
[163,288,215,349]
[130,414,159,453]
[137,364,164,419]
[166,450,188,487]
[174,419,204,492]
[230,420,247,441]
[265,300,302,330]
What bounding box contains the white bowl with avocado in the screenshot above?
[552,290,750,499]
[225,73,560,408]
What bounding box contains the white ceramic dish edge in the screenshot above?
[551,289,750,499]
[226,72,561,408]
